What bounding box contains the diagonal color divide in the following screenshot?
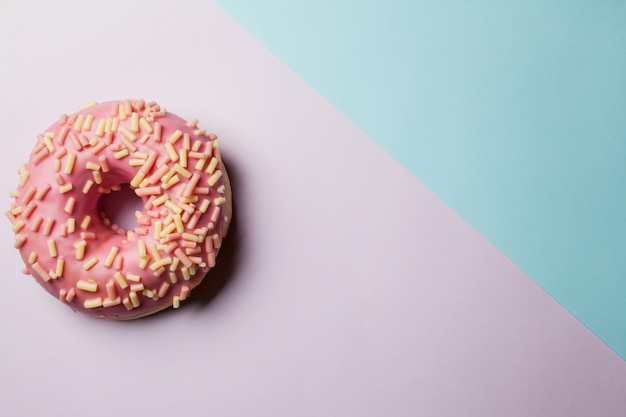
[0,1,625,415]
[213,0,626,357]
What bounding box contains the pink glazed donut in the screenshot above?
[8,99,232,319]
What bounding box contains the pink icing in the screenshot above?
[8,99,230,319]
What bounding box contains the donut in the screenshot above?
[7,99,232,319]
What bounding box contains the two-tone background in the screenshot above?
[1,1,625,415]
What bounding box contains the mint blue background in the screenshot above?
[214,0,626,357]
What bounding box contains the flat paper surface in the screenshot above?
[1,1,624,416]
[213,0,626,356]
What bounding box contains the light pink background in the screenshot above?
[1,1,625,416]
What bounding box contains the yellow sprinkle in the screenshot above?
[80,215,91,230]
[152,194,169,206]
[173,214,184,233]
[167,129,183,144]
[139,117,153,133]
[80,100,97,110]
[182,233,200,242]
[83,257,98,270]
[73,114,85,131]
[182,267,191,281]
[137,239,148,259]
[130,170,146,187]
[128,158,144,167]
[76,279,98,292]
[96,118,106,136]
[93,170,102,184]
[59,184,73,194]
[160,168,176,184]
[150,257,172,271]
[199,199,210,213]
[83,114,94,131]
[207,170,223,186]
[194,128,206,136]
[169,257,180,272]
[55,258,64,278]
[162,175,180,190]
[105,118,113,132]
[192,142,203,153]
[130,112,139,133]
[114,149,129,159]
[84,297,103,309]
[154,221,163,239]
[67,218,76,233]
[179,195,199,204]
[165,142,179,161]
[114,271,128,289]
[111,117,120,132]
[18,164,30,186]
[126,273,141,283]
[86,161,100,171]
[64,153,76,175]
[160,222,177,238]
[148,244,162,262]
[187,118,199,128]
[164,200,182,214]
[213,197,227,206]
[104,246,119,268]
[179,149,188,168]
[173,164,192,179]
[82,179,94,194]
[28,251,38,264]
[194,158,206,171]
[205,157,218,174]
[12,220,25,233]
[47,239,58,257]
[118,125,137,141]
[139,257,150,269]
[19,170,30,187]
[172,295,180,308]
[130,291,140,307]
[43,134,55,153]
[75,240,86,260]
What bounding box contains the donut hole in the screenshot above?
[97,184,143,233]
